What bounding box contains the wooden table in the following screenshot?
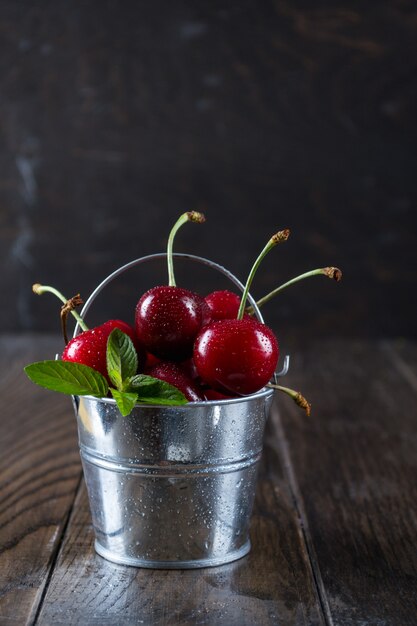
[1,334,416,625]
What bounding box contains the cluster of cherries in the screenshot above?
[35,212,341,410]
[60,212,282,402]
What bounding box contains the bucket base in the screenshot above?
[94,539,251,569]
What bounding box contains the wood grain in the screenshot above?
[35,403,324,626]
[2,336,417,625]
[279,339,417,626]
[0,335,81,626]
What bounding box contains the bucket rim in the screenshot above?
[74,385,274,409]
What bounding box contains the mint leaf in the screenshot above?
[109,388,138,416]
[24,361,108,397]
[127,374,163,395]
[106,328,138,391]
[108,368,123,391]
[126,374,188,405]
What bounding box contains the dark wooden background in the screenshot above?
[2,1,416,351]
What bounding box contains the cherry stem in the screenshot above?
[237,229,290,320]
[246,266,342,314]
[32,284,89,332]
[60,294,84,344]
[167,211,206,286]
[267,383,311,416]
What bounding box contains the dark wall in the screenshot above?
[2,1,416,351]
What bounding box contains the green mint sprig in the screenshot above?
[127,374,191,405]
[106,327,138,391]
[24,360,109,397]
[24,328,188,417]
[106,328,187,413]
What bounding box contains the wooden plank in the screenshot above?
[35,401,324,625]
[277,339,417,626]
[382,340,417,393]
[0,335,82,626]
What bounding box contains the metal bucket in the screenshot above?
[72,254,284,568]
[76,389,273,568]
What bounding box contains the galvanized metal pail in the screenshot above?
[72,254,281,568]
[76,389,273,568]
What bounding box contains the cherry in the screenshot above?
[203,387,238,401]
[194,229,290,396]
[204,290,241,322]
[63,319,144,381]
[135,212,209,361]
[194,318,278,395]
[135,286,209,361]
[146,361,205,402]
[179,357,199,380]
[144,352,161,370]
[204,289,256,321]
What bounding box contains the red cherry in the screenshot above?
[146,361,205,402]
[204,290,253,322]
[194,230,289,396]
[203,388,238,401]
[204,290,241,321]
[135,211,209,361]
[193,318,278,396]
[179,357,199,380]
[144,352,161,369]
[100,320,138,345]
[135,286,209,361]
[63,320,145,381]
